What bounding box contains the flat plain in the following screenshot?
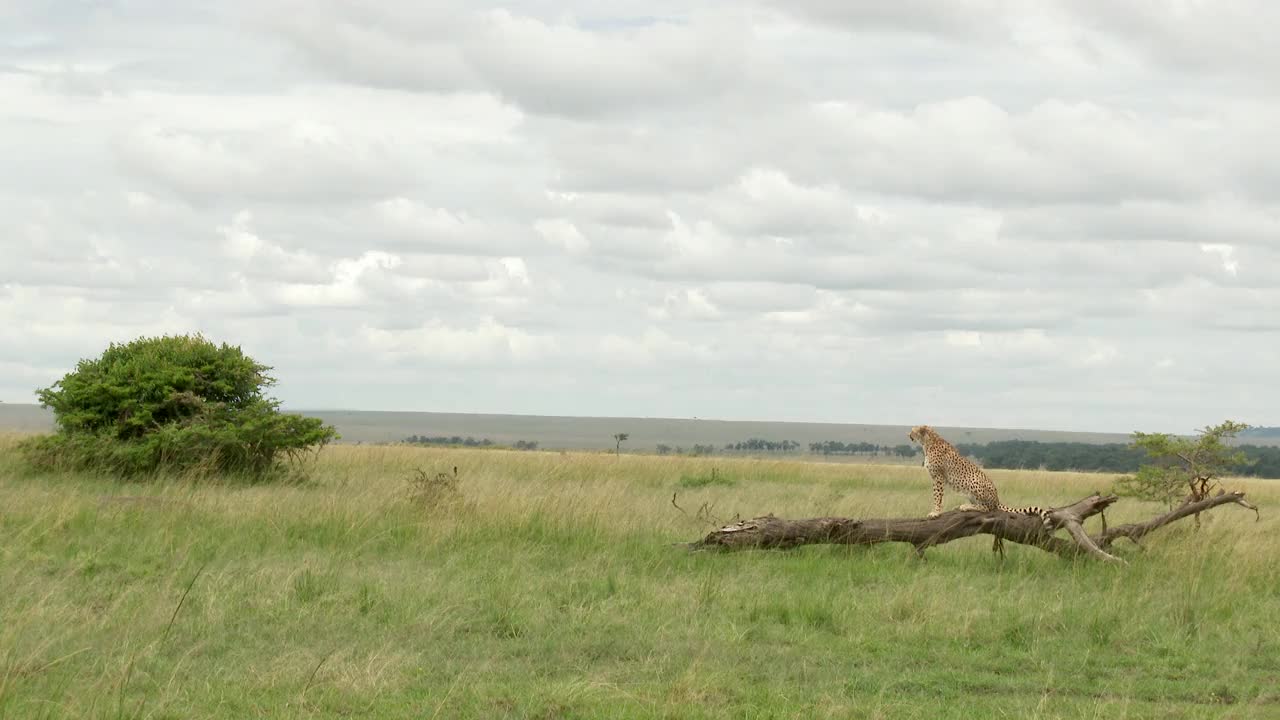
[1,435,1277,719]
[0,403,1139,450]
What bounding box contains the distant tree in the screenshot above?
[656,444,672,455]
[893,444,916,458]
[1114,420,1251,520]
[613,432,629,455]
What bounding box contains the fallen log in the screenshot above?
[684,491,1259,564]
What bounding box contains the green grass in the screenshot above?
[1,435,1278,718]
[676,467,736,489]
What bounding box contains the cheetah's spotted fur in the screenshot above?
[908,424,1050,521]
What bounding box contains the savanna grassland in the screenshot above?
[1,434,1277,719]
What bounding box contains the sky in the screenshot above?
[2,1,1278,434]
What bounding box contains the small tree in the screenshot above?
[1114,420,1250,517]
[23,334,337,480]
[613,432,629,456]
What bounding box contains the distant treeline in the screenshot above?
[718,438,918,457]
[705,437,1280,477]
[955,441,1145,473]
[403,435,539,451]
[1240,426,1280,439]
[1237,447,1280,478]
[400,432,1280,477]
[709,438,918,457]
[809,441,917,457]
[724,439,801,452]
[658,438,918,458]
[956,440,1280,479]
[656,444,716,456]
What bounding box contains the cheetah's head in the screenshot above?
[908,425,933,445]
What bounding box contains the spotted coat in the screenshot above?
[908,424,1048,520]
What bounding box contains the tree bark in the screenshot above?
[1095,490,1258,550]
[684,491,1258,564]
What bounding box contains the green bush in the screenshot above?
[22,334,336,480]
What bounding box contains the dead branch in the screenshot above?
[1096,490,1259,550]
[672,491,726,525]
[684,491,1257,563]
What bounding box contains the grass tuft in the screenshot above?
[676,467,736,488]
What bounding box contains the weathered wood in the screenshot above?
[685,491,1256,563]
[1096,490,1259,550]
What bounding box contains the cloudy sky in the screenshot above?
[3,1,1278,434]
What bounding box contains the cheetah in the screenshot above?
[907,425,1049,521]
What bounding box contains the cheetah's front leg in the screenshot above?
[926,466,946,518]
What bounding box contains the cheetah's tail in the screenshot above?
[998,504,1052,520]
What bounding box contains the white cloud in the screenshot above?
[268,4,768,117]
[1200,243,1240,276]
[534,218,590,254]
[376,198,467,237]
[598,327,714,368]
[648,288,721,321]
[359,317,554,365]
[945,331,983,348]
[271,250,402,308]
[2,0,1279,433]
[1077,343,1119,368]
[768,0,1030,41]
[786,97,1204,204]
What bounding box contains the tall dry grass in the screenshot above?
[1,435,1278,718]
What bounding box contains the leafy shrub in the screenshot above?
[1113,420,1250,508]
[21,334,336,480]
